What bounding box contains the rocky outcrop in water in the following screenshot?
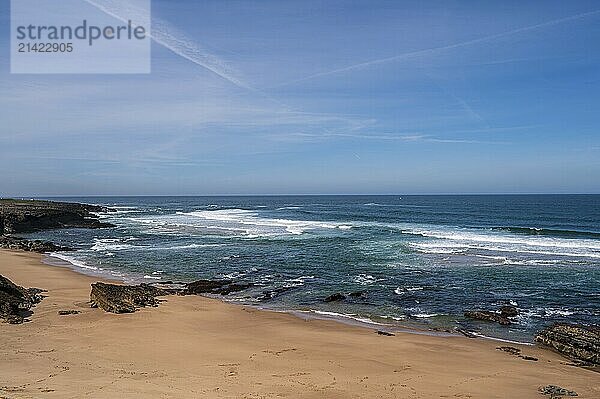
[535,323,600,366]
[257,285,297,301]
[324,293,346,302]
[0,235,72,253]
[464,310,511,325]
[0,199,114,235]
[324,291,367,303]
[182,279,252,296]
[499,305,518,318]
[90,282,166,313]
[0,274,45,324]
[464,304,519,326]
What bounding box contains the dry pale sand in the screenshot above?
[0,250,598,399]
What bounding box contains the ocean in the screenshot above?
[27,195,600,343]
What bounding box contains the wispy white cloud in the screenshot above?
[265,131,509,145]
[275,9,600,87]
[80,0,381,140]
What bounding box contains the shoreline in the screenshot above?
[43,251,449,338]
[43,251,523,344]
[1,249,598,398]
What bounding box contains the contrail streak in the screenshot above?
[84,0,253,91]
[275,9,600,87]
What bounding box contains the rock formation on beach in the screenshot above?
[90,279,255,314]
[0,274,45,324]
[535,323,600,366]
[90,282,167,313]
[496,346,538,361]
[539,385,579,398]
[0,235,72,253]
[0,198,114,235]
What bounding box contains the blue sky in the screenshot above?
[1,0,600,195]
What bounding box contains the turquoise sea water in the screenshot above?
[28,195,600,342]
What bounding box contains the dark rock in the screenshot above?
[58,310,80,315]
[464,310,511,325]
[182,279,231,295]
[497,346,538,361]
[520,355,538,361]
[377,330,395,336]
[497,346,521,355]
[0,198,114,235]
[257,285,297,301]
[539,385,578,398]
[0,235,72,253]
[90,282,166,314]
[0,274,45,324]
[535,323,600,365]
[324,293,346,302]
[217,283,253,295]
[499,305,519,318]
[182,279,252,296]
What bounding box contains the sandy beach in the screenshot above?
[0,249,598,398]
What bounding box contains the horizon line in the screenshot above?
[3,193,600,198]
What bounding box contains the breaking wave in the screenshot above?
[127,208,352,237]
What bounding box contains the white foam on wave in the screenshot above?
[91,238,223,252]
[404,226,600,250]
[130,208,353,237]
[159,243,223,250]
[48,252,99,271]
[111,209,143,214]
[412,313,440,318]
[403,225,600,260]
[353,274,382,285]
[283,275,315,288]
[380,315,406,321]
[219,266,258,279]
[307,310,386,326]
[519,307,578,319]
[410,242,466,254]
[395,286,425,295]
[91,238,138,252]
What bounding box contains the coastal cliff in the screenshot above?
[0,199,113,234]
[0,199,114,252]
